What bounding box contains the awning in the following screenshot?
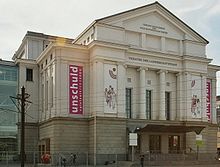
[127,120,206,134]
[137,124,205,134]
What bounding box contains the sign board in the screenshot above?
[196,134,203,146]
[206,80,211,121]
[129,133,137,146]
[69,65,83,115]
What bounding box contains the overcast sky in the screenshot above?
[1,0,220,90]
[0,0,219,62]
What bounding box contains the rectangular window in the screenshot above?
[26,68,33,81]
[168,135,180,153]
[165,92,170,120]
[146,90,152,120]
[50,77,53,107]
[42,84,44,112]
[45,81,48,111]
[126,88,132,119]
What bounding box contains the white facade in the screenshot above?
[13,2,220,165]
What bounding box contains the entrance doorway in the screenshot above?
[149,135,161,153]
[168,135,180,153]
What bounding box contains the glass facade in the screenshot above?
[0,63,18,151]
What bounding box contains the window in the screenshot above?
[45,81,48,111]
[50,77,53,107]
[168,135,180,153]
[126,88,132,118]
[165,92,170,120]
[26,68,33,81]
[42,84,44,112]
[146,90,152,120]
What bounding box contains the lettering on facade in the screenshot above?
[69,65,83,115]
[206,80,211,121]
[140,23,168,34]
[128,56,177,67]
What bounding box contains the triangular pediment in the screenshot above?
[96,2,208,44]
[122,12,185,40]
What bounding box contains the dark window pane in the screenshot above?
[26,68,33,81]
[126,88,132,118]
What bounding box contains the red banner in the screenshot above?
[206,80,211,121]
[69,65,83,115]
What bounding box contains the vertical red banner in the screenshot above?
[69,65,83,115]
[206,80,211,121]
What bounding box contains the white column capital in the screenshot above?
[137,67,148,72]
[176,72,183,77]
[157,70,168,74]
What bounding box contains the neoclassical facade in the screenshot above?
[13,2,219,165]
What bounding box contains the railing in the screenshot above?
[0,150,218,166]
[0,151,127,166]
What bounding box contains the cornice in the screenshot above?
[182,55,212,63]
[36,42,88,64]
[15,58,37,65]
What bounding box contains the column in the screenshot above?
[158,70,166,120]
[117,63,126,118]
[201,75,207,121]
[176,72,183,120]
[139,67,146,119]
[211,79,217,124]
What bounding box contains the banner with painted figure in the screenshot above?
[104,64,117,113]
[191,76,202,118]
[69,65,83,115]
[206,79,211,121]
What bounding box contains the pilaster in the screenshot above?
[201,75,207,121]
[176,72,183,120]
[211,79,217,124]
[117,63,126,118]
[158,70,166,120]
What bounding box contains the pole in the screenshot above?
[21,86,25,167]
[131,146,134,162]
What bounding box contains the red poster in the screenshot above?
[69,65,83,114]
[206,80,211,121]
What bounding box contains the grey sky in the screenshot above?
[1,0,220,93]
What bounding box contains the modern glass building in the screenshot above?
[0,60,18,151]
